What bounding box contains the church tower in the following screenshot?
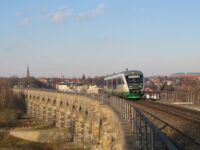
[27,65,30,78]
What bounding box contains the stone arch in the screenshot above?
[47,98,51,105]
[79,106,82,112]
[59,100,64,108]
[66,101,69,106]
[100,118,103,127]
[41,97,45,104]
[20,92,25,98]
[52,99,57,107]
[72,104,76,110]
[52,97,56,104]
[85,110,88,116]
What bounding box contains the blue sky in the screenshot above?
[0,0,200,77]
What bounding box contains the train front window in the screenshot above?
[126,75,143,89]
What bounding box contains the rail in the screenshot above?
[132,101,200,125]
[129,100,200,149]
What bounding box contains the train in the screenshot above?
[103,70,144,99]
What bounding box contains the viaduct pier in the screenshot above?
[13,88,125,150]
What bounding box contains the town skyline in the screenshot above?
[1,65,200,78]
[1,0,200,77]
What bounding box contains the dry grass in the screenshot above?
[0,131,86,150]
[0,111,86,150]
[0,131,53,150]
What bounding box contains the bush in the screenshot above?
[0,79,26,112]
[0,109,24,126]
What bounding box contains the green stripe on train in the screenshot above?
[122,92,143,99]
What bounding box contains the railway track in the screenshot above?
[127,100,200,149]
[129,100,200,125]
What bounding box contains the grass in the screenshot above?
[0,110,86,150]
[0,131,86,150]
[0,110,22,129]
[0,131,53,150]
[0,110,52,150]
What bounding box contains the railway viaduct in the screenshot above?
[13,88,126,150]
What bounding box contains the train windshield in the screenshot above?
[126,74,143,89]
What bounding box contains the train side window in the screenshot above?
[108,80,111,89]
[113,78,117,89]
[121,78,124,84]
[118,78,121,85]
[104,80,106,86]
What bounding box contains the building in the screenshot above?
[56,82,100,94]
[56,82,74,92]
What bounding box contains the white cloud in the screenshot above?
[51,8,72,23]
[16,11,22,17]
[78,3,106,20]
[21,17,30,27]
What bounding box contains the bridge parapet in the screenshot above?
[85,93,178,150]
[160,92,200,104]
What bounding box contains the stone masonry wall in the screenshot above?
[13,89,125,150]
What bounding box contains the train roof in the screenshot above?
[105,70,143,79]
[123,70,143,76]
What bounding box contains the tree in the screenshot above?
[0,78,26,111]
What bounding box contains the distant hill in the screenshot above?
[0,77,47,88]
[171,72,200,77]
[187,72,200,75]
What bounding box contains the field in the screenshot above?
[0,131,52,150]
[0,109,52,150]
[0,110,85,150]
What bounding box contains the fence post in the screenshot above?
[126,103,128,121]
[131,107,134,132]
[120,99,122,114]
[122,100,124,118]
[144,121,148,150]
[151,127,155,150]
[125,101,127,119]
[140,116,143,149]
[124,101,126,119]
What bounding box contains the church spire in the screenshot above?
[27,65,30,78]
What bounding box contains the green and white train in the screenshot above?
[104,70,144,99]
